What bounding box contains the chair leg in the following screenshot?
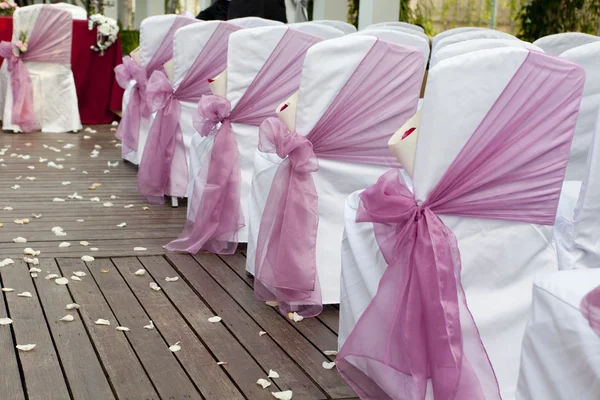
[171,197,179,208]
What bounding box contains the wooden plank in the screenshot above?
[56,258,159,400]
[194,253,355,399]
[111,256,245,400]
[317,306,340,335]
[166,253,327,400]
[0,260,70,400]
[0,268,26,400]
[33,259,115,400]
[137,255,278,400]
[83,258,203,400]
[219,252,340,352]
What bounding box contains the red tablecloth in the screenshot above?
[0,16,124,125]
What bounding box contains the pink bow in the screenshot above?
[193,94,231,137]
[254,117,322,317]
[581,285,600,336]
[0,41,38,132]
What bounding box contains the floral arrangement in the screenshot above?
[0,1,17,17]
[12,31,27,57]
[88,13,119,56]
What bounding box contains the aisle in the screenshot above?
[0,127,354,400]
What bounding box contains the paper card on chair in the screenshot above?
[130,47,141,64]
[388,110,421,179]
[163,59,174,83]
[276,91,299,132]
[209,70,227,98]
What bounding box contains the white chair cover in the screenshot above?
[124,14,187,165]
[338,48,560,400]
[430,38,540,68]
[362,23,430,44]
[289,22,345,39]
[246,35,424,304]
[432,29,519,57]
[554,42,600,270]
[517,269,600,400]
[52,3,87,20]
[1,4,81,133]
[367,21,424,33]
[534,32,600,56]
[187,25,310,244]
[227,17,283,28]
[354,29,430,67]
[431,26,489,48]
[311,20,357,34]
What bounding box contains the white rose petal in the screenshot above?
[16,344,36,352]
[169,342,181,352]
[58,242,71,248]
[31,213,41,218]
[71,276,82,282]
[2,288,14,292]
[3,206,14,211]
[30,273,38,278]
[256,378,272,389]
[66,303,80,310]
[53,198,66,202]
[103,202,114,207]
[23,248,40,257]
[95,319,110,326]
[23,257,39,265]
[165,276,179,282]
[45,274,59,280]
[116,326,130,332]
[90,197,99,202]
[134,269,146,276]
[259,331,267,336]
[143,320,154,330]
[28,267,41,273]
[116,222,126,228]
[55,277,69,285]
[90,247,99,251]
[208,316,222,323]
[322,361,336,370]
[80,241,90,246]
[124,204,134,208]
[17,292,32,298]
[271,390,292,400]
[323,350,338,356]
[268,370,280,379]
[73,271,87,277]
[60,315,74,322]
[81,255,95,262]
[134,247,147,252]
[0,258,15,267]
[13,237,27,243]
[149,282,161,291]
[0,317,13,325]
[288,312,304,322]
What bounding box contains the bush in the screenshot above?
[120,29,140,56]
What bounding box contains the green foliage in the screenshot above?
[349,0,359,28]
[120,29,139,56]
[517,0,600,42]
[400,0,436,35]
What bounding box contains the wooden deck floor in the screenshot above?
[0,127,355,400]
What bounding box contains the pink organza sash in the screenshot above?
[337,51,585,400]
[138,22,241,204]
[253,40,423,317]
[581,285,600,336]
[0,6,71,132]
[115,16,196,156]
[165,28,321,254]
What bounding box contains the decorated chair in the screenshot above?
[354,29,430,66]
[430,38,541,68]
[534,32,600,56]
[0,5,81,133]
[165,26,322,254]
[52,3,87,20]
[517,269,600,400]
[337,47,584,400]
[115,14,196,165]
[432,29,519,57]
[137,21,241,206]
[246,35,424,316]
[311,20,357,34]
[554,42,600,270]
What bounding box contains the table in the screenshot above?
[0,16,124,125]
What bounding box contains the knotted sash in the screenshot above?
[165,28,321,254]
[253,40,423,317]
[138,22,241,204]
[337,51,585,400]
[0,6,71,132]
[115,16,196,157]
[581,285,600,336]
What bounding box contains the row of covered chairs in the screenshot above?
[116,17,600,400]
